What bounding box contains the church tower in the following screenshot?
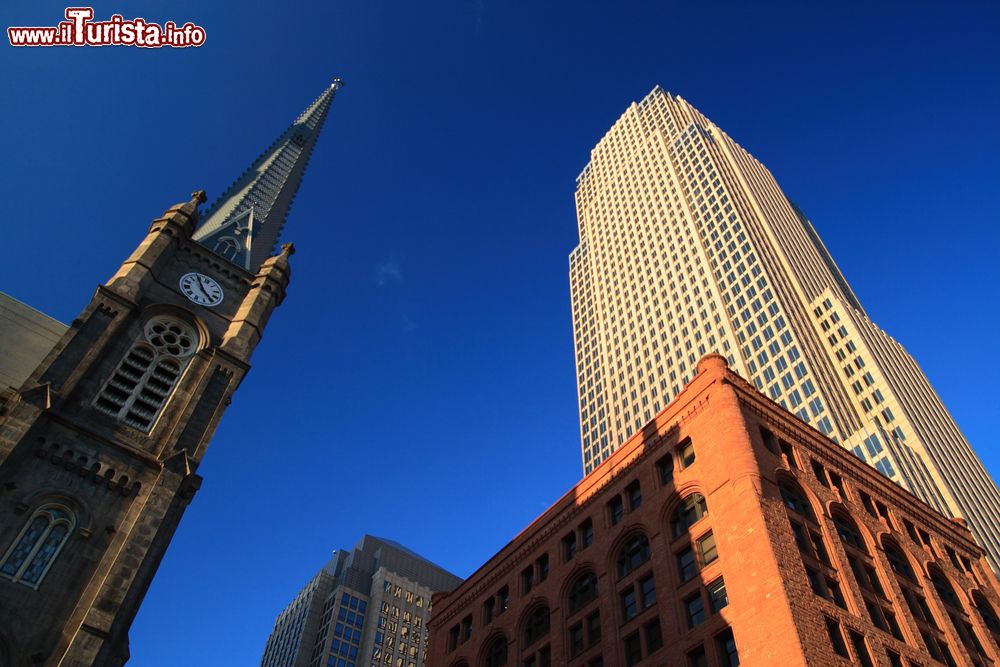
[0,79,342,666]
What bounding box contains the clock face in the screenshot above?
[179,272,224,307]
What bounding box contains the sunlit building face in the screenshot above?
[569,86,1000,570]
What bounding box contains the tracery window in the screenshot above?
[95,316,199,431]
[0,504,75,587]
[214,237,241,261]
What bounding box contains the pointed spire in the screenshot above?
[193,78,344,271]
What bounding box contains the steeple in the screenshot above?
[193,78,343,271]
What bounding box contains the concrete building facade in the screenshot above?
[569,86,1000,570]
[261,535,462,667]
[429,355,1000,667]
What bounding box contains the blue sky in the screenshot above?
[2,1,999,664]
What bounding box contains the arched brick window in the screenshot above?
[0,504,76,587]
[971,590,1000,648]
[482,634,507,667]
[782,480,844,609]
[567,571,598,614]
[831,510,901,640]
[617,534,651,578]
[95,315,200,431]
[883,539,915,582]
[831,510,867,554]
[522,606,550,648]
[886,542,955,663]
[779,479,815,520]
[670,493,707,538]
[929,565,990,662]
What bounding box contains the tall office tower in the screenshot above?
[569,86,1000,569]
[260,535,462,667]
[428,355,1000,667]
[0,79,341,665]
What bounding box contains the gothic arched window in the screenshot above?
[0,504,75,587]
[671,493,708,538]
[95,316,199,431]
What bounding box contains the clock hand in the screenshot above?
[196,276,214,299]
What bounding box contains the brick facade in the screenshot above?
[427,355,1000,667]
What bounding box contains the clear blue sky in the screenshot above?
[2,1,998,664]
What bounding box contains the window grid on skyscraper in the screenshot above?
[570,86,1000,571]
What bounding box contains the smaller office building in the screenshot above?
[261,535,462,667]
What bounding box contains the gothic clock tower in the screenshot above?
[0,79,343,666]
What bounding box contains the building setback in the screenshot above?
[261,535,462,667]
[428,355,1000,667]
[569,86,1000,571]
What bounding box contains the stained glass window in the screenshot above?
[0,505,75,586]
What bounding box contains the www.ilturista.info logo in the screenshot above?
[8,7,205,48]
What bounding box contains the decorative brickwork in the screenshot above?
[428,355,1000,667]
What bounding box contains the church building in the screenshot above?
[0,79,343,666]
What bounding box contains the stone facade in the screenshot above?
[428,355,1000,667]
[0,193,294,666]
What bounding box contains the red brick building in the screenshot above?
[427,355,1000,666]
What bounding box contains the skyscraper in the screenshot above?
[260,535,462,667]
[569,86,1000,569]
[0,80,341,665]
